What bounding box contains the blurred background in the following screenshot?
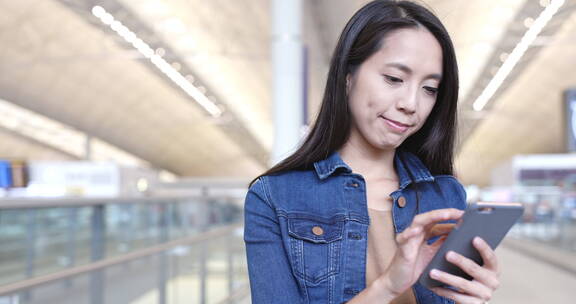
[0,0,575,303]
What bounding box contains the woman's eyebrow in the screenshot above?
[385,62,442,81]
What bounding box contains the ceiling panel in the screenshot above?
[0,0,572,184]
[0,127,75,161]
[456,8,576,186]
[0,0,265,177]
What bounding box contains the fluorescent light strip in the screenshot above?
[0,98,148,167]
[91,6,223,118]
[473,0,565,111]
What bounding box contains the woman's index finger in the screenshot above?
[411,208,464,228]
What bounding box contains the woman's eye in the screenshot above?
[424,86,438,96]
[384,75,403,83]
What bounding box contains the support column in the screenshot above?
[271,0,304,166]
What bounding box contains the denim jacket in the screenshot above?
[244,149,467,304]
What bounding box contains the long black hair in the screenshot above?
[250,0,459,187]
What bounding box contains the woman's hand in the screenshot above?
[348,208,464,303]
[375,208,464,298]
[429,237,501,304]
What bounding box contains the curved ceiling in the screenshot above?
[0,0,574,185]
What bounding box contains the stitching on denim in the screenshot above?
[289,237,301,279]
[292,235,341,284]
[404,151,434,182]
[341,230,350,302]
[434,175,458,179]
[328,243,333,304]
[277,210,369,225]
[298,238,306,282]
[258,176,275,210]
[297,240,310,304]
[331,240,339,274]
[328,274,334,304]
[406,155,424,181]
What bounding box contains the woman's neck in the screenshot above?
[337,136,398,181]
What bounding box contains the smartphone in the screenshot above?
[418,202,524,289]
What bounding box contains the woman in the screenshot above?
[244,1,500,303]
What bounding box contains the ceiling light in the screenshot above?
[136,178,149,192]
[101,13,114,25]
[132,39,154,58]
[0,98,149,167]
[91,6,222,118]
[155,47,166,57]
[473,0,565,112]
[91,6,105,18]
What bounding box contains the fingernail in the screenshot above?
[446,251,456,260]
[473,237,482,245]
[430,269,440,278]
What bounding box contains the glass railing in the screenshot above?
[481,186,576,253]
[0,196,249,304]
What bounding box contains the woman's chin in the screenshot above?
[370,140,402,151]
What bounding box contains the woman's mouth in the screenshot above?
[379,116,411,133]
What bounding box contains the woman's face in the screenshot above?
[346,27,443,151]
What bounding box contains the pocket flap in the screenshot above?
[287,214,345,243]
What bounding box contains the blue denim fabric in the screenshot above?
[244,149,467,304]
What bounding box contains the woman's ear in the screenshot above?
[346,74,351,96]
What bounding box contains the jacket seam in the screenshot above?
[411,285,420,304]
[276,210,369,225]
[258,176,275,210]
[258,176,312,302]
[433,175,458,180]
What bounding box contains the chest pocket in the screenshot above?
[287,213,345,284]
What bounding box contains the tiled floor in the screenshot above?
[491,243,576,303]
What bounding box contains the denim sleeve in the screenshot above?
[454,180,468,210]
[243,178,304,304]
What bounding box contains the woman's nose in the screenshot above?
[396,86,418,114]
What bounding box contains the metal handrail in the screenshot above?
[0,222,243,296]
[0,195,235,209]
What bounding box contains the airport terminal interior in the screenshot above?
[0,0,576,303]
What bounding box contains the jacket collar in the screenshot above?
[313,149,435,189]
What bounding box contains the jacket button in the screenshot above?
[312,226,324,236]
[397,196,407,208]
